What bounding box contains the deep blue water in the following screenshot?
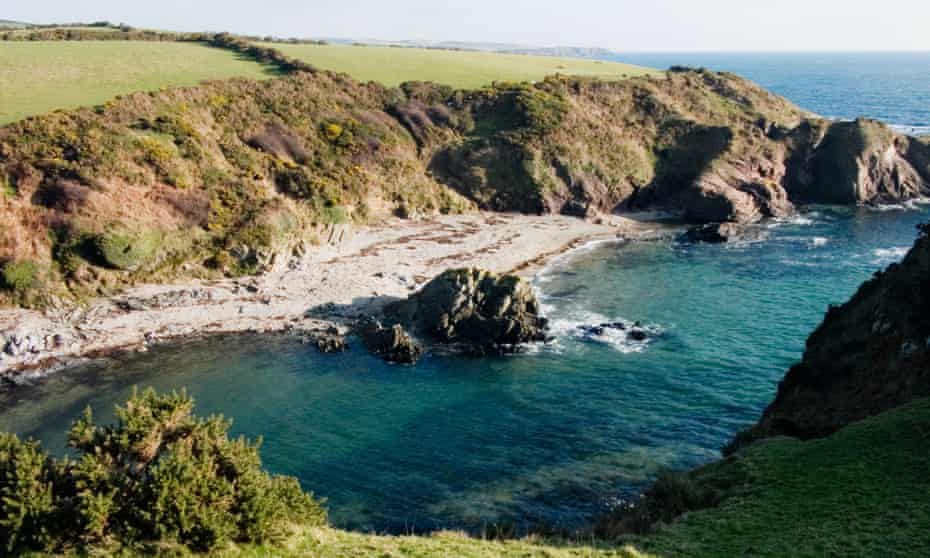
[2,205,928,533]
[609,52,930,134]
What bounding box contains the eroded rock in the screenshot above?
[385,268,548,354]
[357,318,423,364]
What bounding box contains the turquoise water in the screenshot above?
[2,205,927,533]
[609,52,930,134]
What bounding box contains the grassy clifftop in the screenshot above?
[266,43,658,89]
[0,42,281,125]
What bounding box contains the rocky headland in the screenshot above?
[2,65,929,375]
[738,222,930,442]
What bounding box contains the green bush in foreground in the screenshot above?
[0,389,326,555]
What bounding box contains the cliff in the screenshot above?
[742,223,930,441]
[1,68,928,307]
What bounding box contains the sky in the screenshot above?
[6,0,930,52]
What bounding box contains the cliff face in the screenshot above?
[747,225,930,441]
[1,68,928,307]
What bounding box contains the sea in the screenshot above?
[2,53,929,534]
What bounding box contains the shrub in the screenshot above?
[0,434,58,554]
[0,175,15,197]
[93,230,160,271]
[0,261,39,293]
[515,87,569,135]
[0,389,326,554]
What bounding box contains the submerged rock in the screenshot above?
[300,326,348,354]
[384,268,548,354]
[356,317,423,364]
[681,222,743,244]
[577,321,653,343]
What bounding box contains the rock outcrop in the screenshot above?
[356,317,423,364]
[743,223,930,441]
[384,268,548,354]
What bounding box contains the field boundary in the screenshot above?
[1,23,318,75]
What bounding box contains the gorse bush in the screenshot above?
[0,388,326,554]
[0,260,39,293]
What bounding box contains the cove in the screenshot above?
[1,205,928,534]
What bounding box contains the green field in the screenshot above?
[267,43,659,89]
[0,41,279,125]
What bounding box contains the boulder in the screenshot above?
[356,317,423,364]
[301,327,348,354]
[385,268,548,354]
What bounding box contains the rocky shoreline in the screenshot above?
[0,213,663,380]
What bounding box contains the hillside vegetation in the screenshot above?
[0,42,280,125]
[0,68,806,307]
[3,63,929,308]
[266,43,658,89]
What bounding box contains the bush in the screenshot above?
[93,230,160,271]
[0,261,38,293]
[0,434,58,554]
[0,389,326,554]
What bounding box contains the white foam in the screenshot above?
[889,124,930,137]
[872,247,909,264]
[544,310,664,354]
[810,237,829,247]
[868,198,930,212]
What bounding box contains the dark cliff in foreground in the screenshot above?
[1,68,928,307]
[743,223,930,442]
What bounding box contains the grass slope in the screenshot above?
[0,41,280,124]
[224,528,651,558]
[266,43,658,88]
[630,397,930,557]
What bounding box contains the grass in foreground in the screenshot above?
[265,43,658,89]
[626,397,930,557]
[0,41,280,124]
[222,528,650,558]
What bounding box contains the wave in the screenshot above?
[543,310,663,354]
[872,246,910,264]
[867,197,930,212]
[809,237,829,247]
[889,124,930,137]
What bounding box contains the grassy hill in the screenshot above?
[0,41,280,125]
[265,43,658,89]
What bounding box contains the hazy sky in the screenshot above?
[7,0,930,52]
